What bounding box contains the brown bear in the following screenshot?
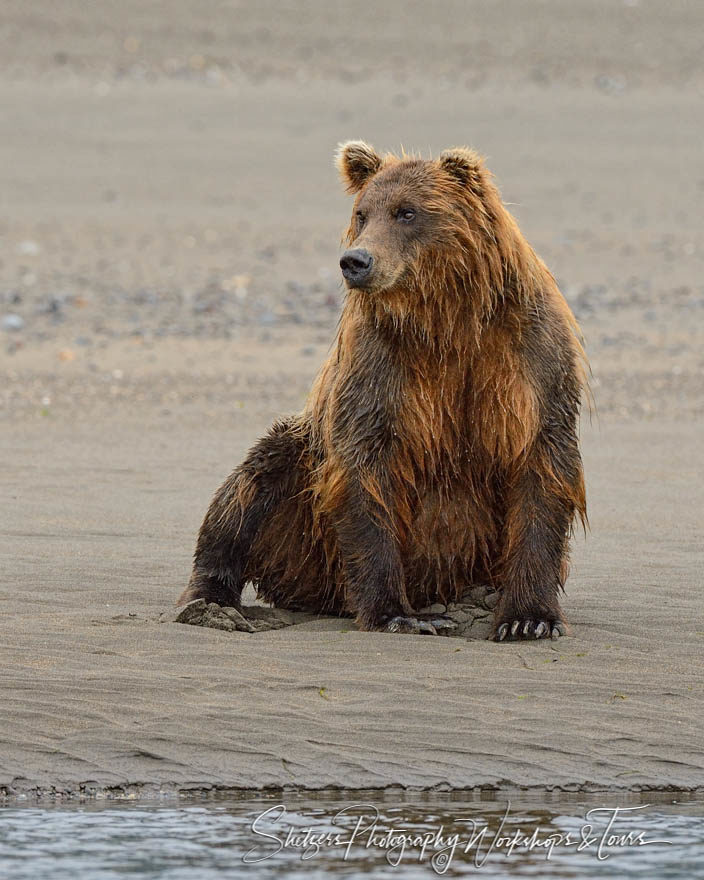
[177,141,587,641]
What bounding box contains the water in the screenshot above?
[1,793,702,878]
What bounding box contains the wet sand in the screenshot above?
[2,409,703,796]
[1,1,703,797]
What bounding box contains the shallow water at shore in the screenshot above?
[1,795,701,878]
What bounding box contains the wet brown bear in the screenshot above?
[178,141,587,641]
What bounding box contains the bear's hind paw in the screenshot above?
[384,615,456,636]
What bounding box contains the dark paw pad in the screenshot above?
[494,619,566,642]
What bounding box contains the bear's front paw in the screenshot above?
[493,618,566,642]
[384,615,456,636]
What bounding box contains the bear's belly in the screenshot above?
[401,485,499,605]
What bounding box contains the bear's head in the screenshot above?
[335,141,527,327]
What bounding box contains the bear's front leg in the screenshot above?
[332,477,413,631]
[331,477,452,635]
[493,435,583,641]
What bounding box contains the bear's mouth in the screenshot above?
[341,266,409,297]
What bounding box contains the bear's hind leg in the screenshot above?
[177,418,309,608]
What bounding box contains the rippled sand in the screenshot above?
[1,1,703,798]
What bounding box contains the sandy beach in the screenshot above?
[1,1,703,797]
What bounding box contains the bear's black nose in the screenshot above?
[340,248,373,285]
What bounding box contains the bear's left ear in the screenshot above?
[335,140,382,193]
[438,147,485,192]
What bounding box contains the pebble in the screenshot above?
[16,240,40,256]
[2,314,25,332]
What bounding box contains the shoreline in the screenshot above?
[4,784,704,805]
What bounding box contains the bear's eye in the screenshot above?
[355,211,366,228]
[397,208,416,223]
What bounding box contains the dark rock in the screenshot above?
[484,591,500,610]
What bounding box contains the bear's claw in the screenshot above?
[494,620,566,641]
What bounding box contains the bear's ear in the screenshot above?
[335,140,382,193]
[438,147,485,192]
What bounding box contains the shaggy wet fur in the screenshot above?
[178,142,587,640]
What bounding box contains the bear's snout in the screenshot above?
[340,248,373,287]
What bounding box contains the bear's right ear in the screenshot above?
[335,141,382,193]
